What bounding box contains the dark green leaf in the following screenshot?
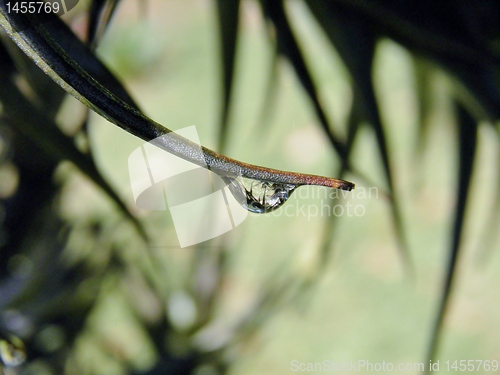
[87,0,122,50]
[215,0,241,151]
[259,0,347,158]
[306,0,413,272]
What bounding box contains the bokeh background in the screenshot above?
[1,0,500,374]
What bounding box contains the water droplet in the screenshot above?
[224,176,298,213]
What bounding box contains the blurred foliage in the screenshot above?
[0,0,500,374]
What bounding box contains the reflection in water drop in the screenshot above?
[225,176,298,213]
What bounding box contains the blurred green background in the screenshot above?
[1,0,500,374]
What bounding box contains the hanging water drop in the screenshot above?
[224,176,298,213]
